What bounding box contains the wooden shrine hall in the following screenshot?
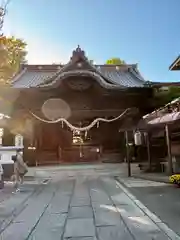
[4,46,155,165]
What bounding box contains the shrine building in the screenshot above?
[6,46,154,165]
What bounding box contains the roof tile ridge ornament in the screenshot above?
[71,45,87,62]
[36,45,86,87]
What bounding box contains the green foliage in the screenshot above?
[154,86,180,106]
[0,36,27,84]
[106,58,125,65]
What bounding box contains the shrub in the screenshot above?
[169,174,180,185]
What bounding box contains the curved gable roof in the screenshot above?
[12,47,146,88]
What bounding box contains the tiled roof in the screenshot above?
[169,55,180,70]
[98,65,145,87]
[12,46,146,88]
[12,64,146,88]
[143,96,180,121]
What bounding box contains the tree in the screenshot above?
[154,86,180,107]
[0,36,27,84]
[106,58,125,65]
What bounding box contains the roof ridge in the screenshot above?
[23,64,62,66]
[21,63,137,68]
[22,64,63,71]
[96,64,137,67]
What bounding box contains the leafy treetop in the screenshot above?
[106,58,125,65]
[0,36,27,84]
[154,86,180,107]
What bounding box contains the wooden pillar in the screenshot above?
[35,123,42,167]
[145,132,151,168]
[125,131,131,177]
[38,124,43,148]
[165,124,173,175]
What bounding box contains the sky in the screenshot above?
[2,0,180,82]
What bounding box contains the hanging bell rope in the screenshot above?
[30,108,130,132]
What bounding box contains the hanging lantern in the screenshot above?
[97,121,99,128]
[0,128,4,145]
[15,134,24,147]
[61,120,64,128]
[134,131,142,146]
[0,128,4,137]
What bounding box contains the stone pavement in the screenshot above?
[130,163,170,183]
[26,163,171,183]
[117,176,180,237]
[0,186,13,204]
[0,164,179,240]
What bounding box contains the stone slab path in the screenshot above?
[0,168,179,240]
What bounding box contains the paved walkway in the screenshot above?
[25,163,171,183]
[130,163,170,183]
[0,164,179,240]
[118,176,180,237]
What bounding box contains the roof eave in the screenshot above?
[169,55,180,70]
[151,82,180,87]
[11,68,28,84]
